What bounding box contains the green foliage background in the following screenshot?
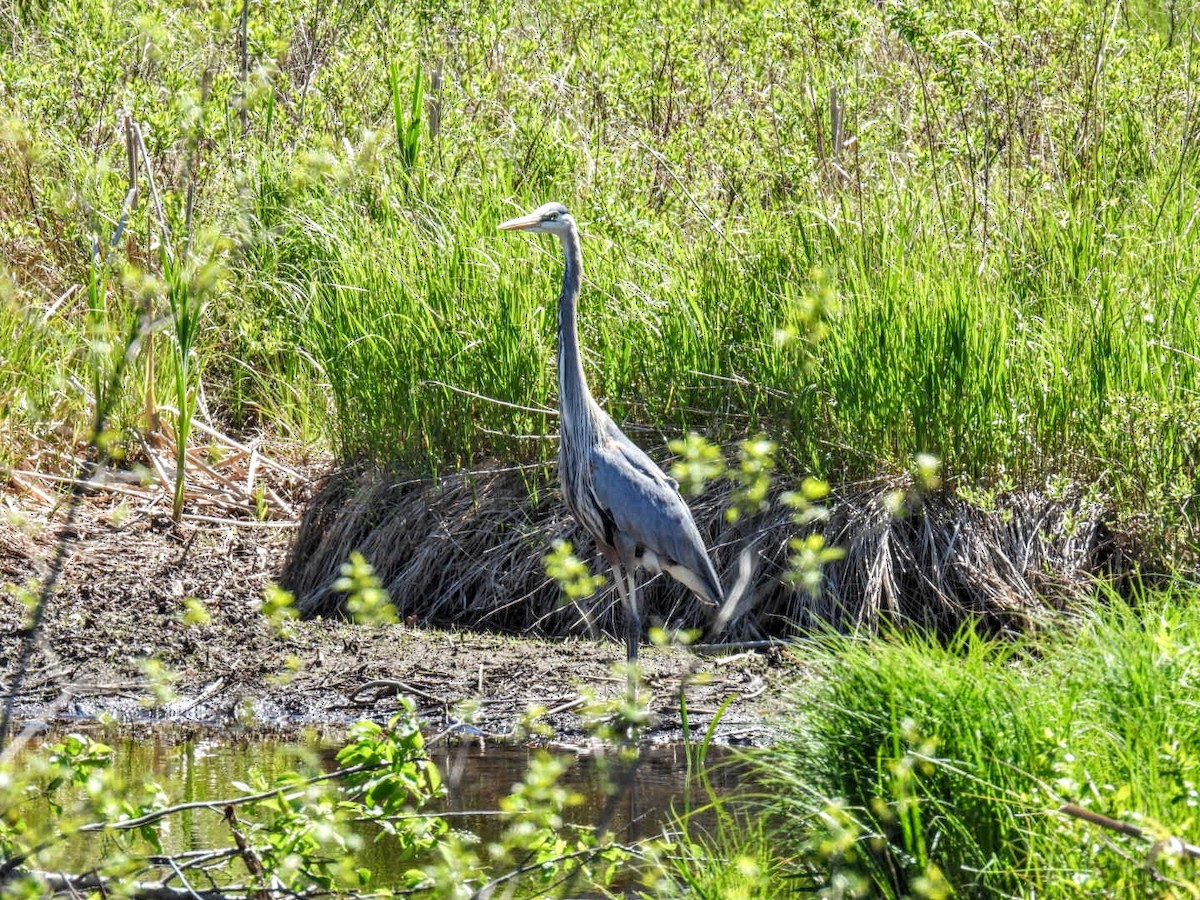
[2,0,1198,558]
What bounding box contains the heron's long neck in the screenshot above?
[557,226,598,444]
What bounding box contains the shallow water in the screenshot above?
[19,730,740,886]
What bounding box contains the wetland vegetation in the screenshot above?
[2,0,1200,895]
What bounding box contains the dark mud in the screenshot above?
[0,485,789,746]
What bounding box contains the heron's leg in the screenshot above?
[621,565,643,701]
[608,564,633,660]
[608,562,639,698]
[622,567,641,667]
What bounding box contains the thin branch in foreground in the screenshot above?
[78,762,372,834]
[468,844,636,900]
[0,762,378,881]
[7,869,244,900]
[0,325,152,754]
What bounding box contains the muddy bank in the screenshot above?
[0,454,1124,745]
[0,484,786,745]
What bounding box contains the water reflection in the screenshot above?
[434,741,737,839]
[20,730,739,886]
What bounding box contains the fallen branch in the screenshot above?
[1059,803,1200,859]
[691,639,791,655]
[348,678,445,707]
[9,870,233,899]
[158,407,309,484]
[180,514,299,529]
[3,868,319,899]
[13,469,161,503]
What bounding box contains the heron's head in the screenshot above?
[498,202,574,236]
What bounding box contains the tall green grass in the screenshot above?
[1,0,1199,553]
[758,585,1200,895]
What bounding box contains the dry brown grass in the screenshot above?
[283,466,1121,642]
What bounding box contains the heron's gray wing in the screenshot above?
[589,424,723,605]
[600,420,678,492]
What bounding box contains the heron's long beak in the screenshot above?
[498,212,540,231]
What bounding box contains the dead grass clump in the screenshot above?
[282,466,1121,642]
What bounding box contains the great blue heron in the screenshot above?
[499,202,724,675]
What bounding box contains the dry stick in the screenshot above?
[7,471,56,505]
[41,283,80,323]
[180,514,298,529]
[125,110,139,211]
[129,119,171,262]
[423,380,558,417]
[196,448,250,470]
[13,870,242,900]
[159,855,207,900]
[543,696,587,717]
[691,639,789,655]
[12,469,159,503]
[238,0,250,135]
[245,449,259,495]
[150,847,240,874]
[0,309,152,754]
[348,678,445,707]
[636,139,745,261]
[1059,803,1200,859]
[183,449,288,515]
[140,432,175,487]
[223,806,269,900]
[174,677,228,717]
[160,408,309,483]
[141,428,293,520]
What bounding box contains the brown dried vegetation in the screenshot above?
[284,465,1121,642]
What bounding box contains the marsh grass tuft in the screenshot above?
[758,584,1200,896]
[282,466,1117,642]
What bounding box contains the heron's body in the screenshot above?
[500,202,723,671]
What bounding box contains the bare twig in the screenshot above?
[1060,803,1200,860]
[636,140,745,260]
[13,469,159,502]
[160,855,207,900]
[180,514,299,529]
[223,806,268,900]
[0,251,154,752]
[5,870,245,900]
[128,119,170,260]
[158,408,309,483]
[77,763,371,834]
[422,381,558,417]
[348,679,445,707]
[0,761,375,882]
[469,845,628,900]
[238,0,250,134]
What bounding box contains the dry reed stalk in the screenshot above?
[283,466,1121,642]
